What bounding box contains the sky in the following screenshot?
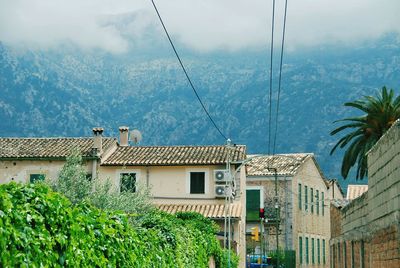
[0,0,399,53]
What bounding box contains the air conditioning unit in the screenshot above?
[215,185,234,198]
[215,185,226,198]
[214,169,230,182]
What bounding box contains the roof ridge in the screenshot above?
[0,137,116,140]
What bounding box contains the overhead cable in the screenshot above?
[272,0,288,155]
[268,0,276,155]
[150,0,228,141]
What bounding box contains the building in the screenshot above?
[0,127,248,266]
[246,153,334,267]
[330,119,400,268]
[346,184,368,200]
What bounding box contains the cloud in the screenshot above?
[0,0,399,53]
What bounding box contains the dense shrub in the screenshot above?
[0,183,238,267]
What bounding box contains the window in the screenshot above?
[343,242,347,268]
[316,190,320,215]
[299,236,303,264]
[323,239,326,264]
[86,173,93,181]
[311,188,314,213]
[30,174,45,183]
[312,238,315,264]
[305,237,309,264]
[190,172,205,194]
[246,188,263,221]
[351,241,355,268]
[360,240,365,268]
[305,186,308,211]
[298,183,302,210]
[322,192,325,216]
[317,238,321,264]
[120,173,136,192]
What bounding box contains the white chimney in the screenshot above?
[92,127,104,154]
[119,126,129,146]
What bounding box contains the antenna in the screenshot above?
[130,129,142,145]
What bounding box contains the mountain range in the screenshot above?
[0,34,399,190]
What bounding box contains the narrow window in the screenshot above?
[298,183,302,210]
[323,239,326,265]
[344,242,347,268]
[305,186,308,211]
[190,172,205,194]
[316,190,320,215]
[360,240,365,268]
[317,238,321,264]
[312,238,315,264]
[120,173,136,193]
[351,241,355,268]
[311,188,314,213]
[299,236,303,264]
[338,243,341,266]
[322,191,325,216]
[306,237,309,264]
[30,174,45,183]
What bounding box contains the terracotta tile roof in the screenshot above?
[346,184,368,200]
[0,137,116,159]
[102,145,246,166]
[247,153,311,176]
[157,203,242,219]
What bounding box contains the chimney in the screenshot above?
[119,126,129,146]
[92,127,104,154]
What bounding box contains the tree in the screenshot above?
[50,148,92,204]
[50,149,154,214]
[330,86,400,180]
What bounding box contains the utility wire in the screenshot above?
[150,0,228,141]
[268,0,276,155]
[272,0,288,155]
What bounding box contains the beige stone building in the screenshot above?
[330,119,400,268]
[246,153,336,267]
[0,127,248,266]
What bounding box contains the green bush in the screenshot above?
[0,183,238,267]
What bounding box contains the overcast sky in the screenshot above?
[0,0,399,53]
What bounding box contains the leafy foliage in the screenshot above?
[0,183,237,267]
[49,149,153,214]
[330,86,400,179]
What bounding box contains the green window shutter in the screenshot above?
[323,239,326,264]
[316,190,320,215]
[317,238,321,264]
[246,189,261,221]
[299,236,303,264]
[190,172,205,194]
[120,173,136,193]
[305,237,309,264]
[298,183,302,210]
[30,174,45,183]
[312,238,315,264]
[305,186,308,211]
[322,192,325,216]
[311,188,314,213]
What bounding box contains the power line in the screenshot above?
[268,0,276,155]
[150,0,228,141]
[272,0,288,155]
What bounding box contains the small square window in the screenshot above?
[30,174,45,183]
[190,172,205,194]
[120,173,136,193]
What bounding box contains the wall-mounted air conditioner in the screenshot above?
[214,169,230,183]
[215,185,234,198]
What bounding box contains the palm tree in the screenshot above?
[330,86,400,180]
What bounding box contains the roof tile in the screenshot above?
[247,153,311,176]
[102,145,246,166]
